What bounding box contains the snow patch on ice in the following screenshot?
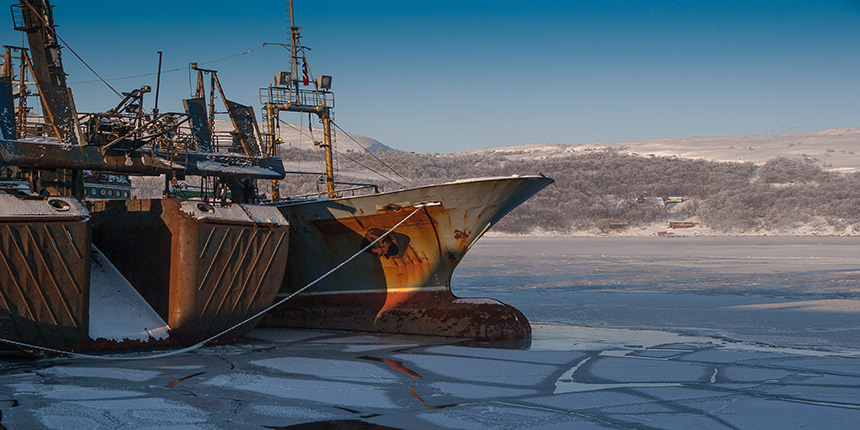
[730,299,860,313]
[38,366,161,382]
[252,356,399,383]
[203,374,398,409]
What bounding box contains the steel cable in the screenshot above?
[0,203,435,361]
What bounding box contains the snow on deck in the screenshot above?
[0,194,88,218]
[178,200,288,225]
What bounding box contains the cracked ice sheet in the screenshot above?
[36,366,161,382]
[424,381,539,400]
[720,365,796,382]
[252,356,400,383]
[202,373,398,409]
[588,356,710,383]
[247,404,340,421]
[762,383,860,405]
[415,402,604,430]
[390,352,560,386]
[39,386,144,401]
[661,396,860,429]
[751,356,860,375]
[34,398,209,430]
[242,327,334,343]
[529,324,721,352]
[418,345,582,365]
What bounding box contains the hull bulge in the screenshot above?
[263,175,552,339]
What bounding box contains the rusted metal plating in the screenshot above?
[0,192,91,351]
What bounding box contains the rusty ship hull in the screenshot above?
[261,175,553,340]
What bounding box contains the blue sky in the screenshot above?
[4,1,859,153]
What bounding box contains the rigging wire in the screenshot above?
[260,44,288,71]
[277,117,406,188]
[331,119,413,187]
[0,206,429,361]
[67,48,258,85]
[20,0,122,98]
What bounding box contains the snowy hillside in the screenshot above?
[212,119,389,153]
[459,127,860,173]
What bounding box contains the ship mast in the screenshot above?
[263,0,336,199]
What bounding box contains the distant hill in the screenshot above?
[325,126,860,236]
[458,127,860,173]
[212,119,390,153]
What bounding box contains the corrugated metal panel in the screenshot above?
[89,199,289,346]
[0,195,91,351]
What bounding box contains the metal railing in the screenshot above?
[260,86,334,110]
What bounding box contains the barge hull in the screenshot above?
[0,194,91,351]
[89,199,289,345]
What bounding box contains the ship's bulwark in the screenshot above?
[89,199,290,346]
[262,176,553,340]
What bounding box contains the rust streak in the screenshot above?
[313,207,438,234]
[198,224,218,261]
[361,355,454,410]
[213,227,259,319]
[42,224,81,295]
[241,229,287,315]
[197,227,231,292]
[61,224,82,260]
[0,243,38,321]
[6,225,60,326]
[25,226,79,328]
[199,227,246,318]
[229,229,273,316]
[0,278,27,340]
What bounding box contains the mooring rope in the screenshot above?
[0,202,437,361]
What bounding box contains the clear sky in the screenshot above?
[3,1,859,153]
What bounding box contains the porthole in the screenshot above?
[196,202,215,213]
[48,199,71,212]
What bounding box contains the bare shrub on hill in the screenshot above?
[755,157,826,184]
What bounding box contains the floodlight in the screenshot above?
[316,75,332,90]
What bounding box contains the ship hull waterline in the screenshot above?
[262,175,553,340]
